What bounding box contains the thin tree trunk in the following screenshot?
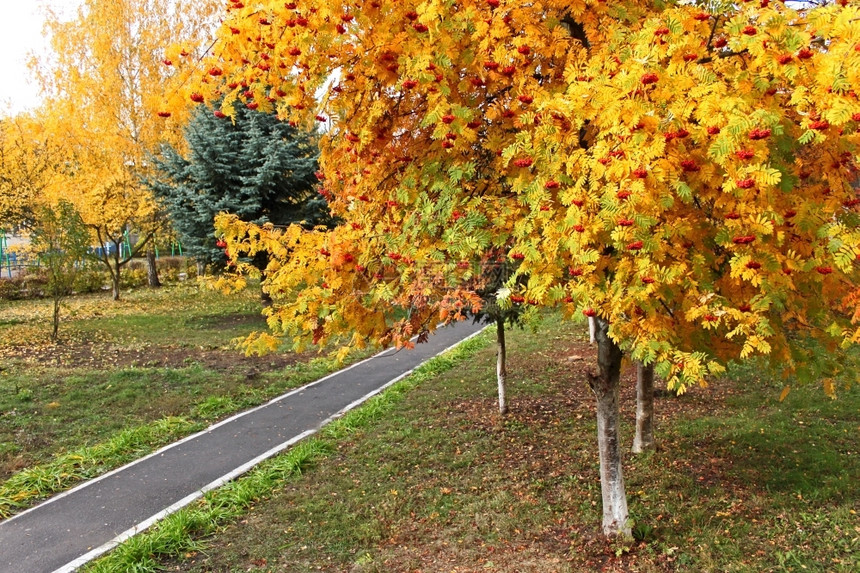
[632,361,656,454]
[590,317,631,537]
[111,251,121,301]
[588,316,596,344]
[196,259,205,277]
[146,248,161,288]
[52,296,60,341]
[496,317,508,415]
[260,285,273,307]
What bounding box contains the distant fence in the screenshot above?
[0,233,185,280]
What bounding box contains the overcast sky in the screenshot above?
[0,0,81,115]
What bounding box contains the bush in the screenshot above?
[120,265,148,289]
[156,256,195,282]
[0,256,198,300]
[0,273,48,300]
[72,267,107,294]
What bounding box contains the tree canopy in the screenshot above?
[196,0,860,385]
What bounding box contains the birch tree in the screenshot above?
[35,0,221,299]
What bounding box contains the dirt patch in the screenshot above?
[0,340,308,373]
[190,312,271,331]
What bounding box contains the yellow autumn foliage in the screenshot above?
[179,0,860,389]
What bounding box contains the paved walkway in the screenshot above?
[0,321,486,573]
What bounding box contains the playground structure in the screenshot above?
[0,230,32,279]
[0,229,184,280]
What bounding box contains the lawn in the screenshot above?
[146,314,857,573]
[0,283,365,516]
[2,288,857,572]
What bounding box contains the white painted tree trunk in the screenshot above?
[592,318,631,537]
[496,318,508,415]
[588,316,596,344]
[632,361,656,454]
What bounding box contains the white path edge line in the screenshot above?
[54,325,488,573]
[4,343,399,526]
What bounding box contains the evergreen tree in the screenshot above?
[147,104,330,270]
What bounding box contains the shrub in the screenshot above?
[0,273,48,300]
[72,267,107,294]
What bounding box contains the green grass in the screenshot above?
[79,313,858,573]
[0,282,266,347]
[0,283,372,516]
[0,417,199,518]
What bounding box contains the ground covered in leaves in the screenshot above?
[165,316,857,573]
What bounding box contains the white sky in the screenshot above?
[0,0,81,116]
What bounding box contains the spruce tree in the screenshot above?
[147,104,329,270]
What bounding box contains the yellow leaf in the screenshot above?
[822,378,836,399]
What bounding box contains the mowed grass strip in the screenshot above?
[0,284,371,516]
[136,314,857,573]
[83,327,493,573]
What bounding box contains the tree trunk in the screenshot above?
[496,317,508,415]
[146,248,161,288]
[51,296,60,341]
[632,361,656,454]
[196,259,205,277]
[111,251,121,301]
[591,317,631,537]
[260,285,273,307]
[588,316,596,344]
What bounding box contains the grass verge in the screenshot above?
[0,417,198,519]
[82,328,492,573]
[145,314,857,573]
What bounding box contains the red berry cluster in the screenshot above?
[680,160,700,172]
[749,128,771,140]
[640,73,659,85]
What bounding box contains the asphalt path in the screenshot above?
[0,320,486,573]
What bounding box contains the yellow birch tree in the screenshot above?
[35,0,221,299]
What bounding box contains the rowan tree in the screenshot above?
[194,0,860,536]
[468,254,531,415]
